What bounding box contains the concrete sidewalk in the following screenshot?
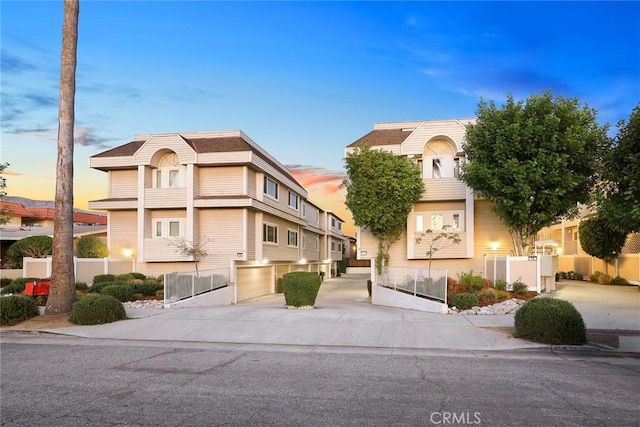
[13,274,638,354]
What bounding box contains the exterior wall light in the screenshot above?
[489,241,499,251]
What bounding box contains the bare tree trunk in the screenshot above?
[46,0,79,314]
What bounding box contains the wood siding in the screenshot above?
[262,214,300,262]
[247,168,257,198]
[198,209,245,264]
[400,119,475,154]
[108,210,137,259]
[109,170,138,198]
[421,178,467,201]
[144,187,187,208]
[197,166,245,197]
[134,135,196,165]
[246,210,256,260]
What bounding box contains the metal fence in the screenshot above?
[380,266,447,302]
[164,268,230,303]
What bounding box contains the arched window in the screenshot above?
[423,139,458,179]
[154,152,182,188]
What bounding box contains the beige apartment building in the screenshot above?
[346,118,514,279]
[88,130,345,301]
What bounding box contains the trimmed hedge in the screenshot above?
[69,294,126,325]
[450,292,479,310]
[0,277,40,295]
[93,274,116,284]
[101,284,135,302]
[283,272,321,307]
[514,297,586,345]
[0,295,40,326]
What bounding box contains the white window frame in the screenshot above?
[264,176,279,200]
[263,222,278,244]
[153,218,185,238]
[287,229,299,248]
[288,191,299,210]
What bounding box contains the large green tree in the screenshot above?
[47,0,79,314]
[461,92,609,255]
[597,103,640,234]
[343,144,424,272]
[579,216,627,274]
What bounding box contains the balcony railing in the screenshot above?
[380,266,447,302]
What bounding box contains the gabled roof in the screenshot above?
[0,201,32,217]
[91,132,301,191]
[346,129,412,147]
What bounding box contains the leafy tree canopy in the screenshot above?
[5,236,54,269]
[597,103,640,234]
[0,162,11,226]
[76,235,109,258]
[579,216,627,262]
[460,91,609,255]
[343,144,424,271]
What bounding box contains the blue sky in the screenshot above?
[1,1,639,230]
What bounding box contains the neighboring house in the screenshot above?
[0,200,107,265]
[346,118,514,279]
[88,130,346,301]
[537,208,640,283]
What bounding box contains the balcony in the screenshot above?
[143,238,191,262]
[144,187,187,208]
[421,178,467,201]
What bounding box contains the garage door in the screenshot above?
[237,266,273,301]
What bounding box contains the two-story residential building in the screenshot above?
[346,119,513,279]
[88,130,345,301]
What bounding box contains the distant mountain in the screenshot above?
[2,196,106,216]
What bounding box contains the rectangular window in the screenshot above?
[452,214,460,230]
[416,215,424,232]
[155,170,162,188]
[331,241,336,251]
[432,159,443,179]
[454,157,461,178]
[302,202,306,217]
[288,192,299,210]
[287,230,298,247]
[153,218,184,238]
[169,221,180,237]
[263,223,278,244]
[302,235,306,250]
[264,177,279,199]
[169,170,179,187]
[331,217,336,227]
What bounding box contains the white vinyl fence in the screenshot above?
[380,266,448,302]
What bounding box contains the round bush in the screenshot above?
[76,235,108,258]
[130,272,146,280]
[93,274,116,284]
[0,277,13,288]
[89,280,124,294]
[116,273,135,283]
[75,282,89,291]
[514,297,586,345]
[5,236,53,268]
[101,284,135,302]
[1,295,40,326]
[511,281,529,295]
[609,276,630,286]
[450,292,479,310]
[69,294,126,325]
[0,277,40,295]
[283,272,322,307]
[132,282,158,297]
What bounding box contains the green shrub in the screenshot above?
[367,279,372,297]
[589,271,602,283]
[132,282,157,297]
[116,273,135,283]
[494,279,507,291]
[496,290,511,301]
[75,282,89,291]
[450,292,479,310]
[511,281,529,295]
[76,235,109,258]
[69,294,126,325]
[131,272,146,280]
[458,272,484,292]
[4,236,53,268]
[101,284,135,302]
[275,278,284,293]
[156,274,164,284]
[93,274,116,284]
[0,295,40,326]
[478,288,499,305]
[610,276,630,286]
[282,272,322,307]
[89,280,124,294]
[514,298,586,345]
[0,277,13,288]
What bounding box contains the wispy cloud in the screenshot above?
[11,125,111,149]
[0,49,36,74]
[288,166,345,196]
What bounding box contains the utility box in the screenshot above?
[539,256,557,292]
[24,280,51,297]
